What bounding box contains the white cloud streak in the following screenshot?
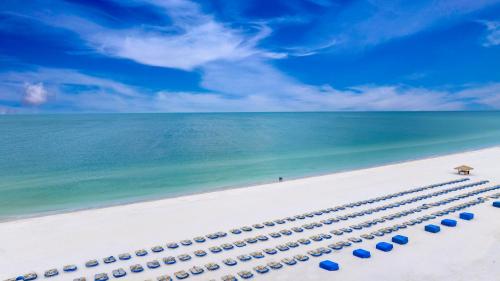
[480,20,500,46]
[1,0,499,113]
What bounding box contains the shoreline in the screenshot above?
[1,146,499,280]
[2,144,499,223]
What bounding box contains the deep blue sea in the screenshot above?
[1,112,500,220]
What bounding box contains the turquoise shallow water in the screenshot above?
[1,112,500,220]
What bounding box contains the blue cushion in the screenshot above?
[425,224,440,233]
[441,219,457,227]
[493,201,500,208]
[319,260,339,271]
[376,242,393,252]
[459,212,474,220]
[353,249,371,258]
[392,235,409,245]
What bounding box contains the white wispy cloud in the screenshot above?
[35,0,280,71]
[480,20,500,46]
[293,0,500,53]
[1,0,499,113]
[3,66,500,112]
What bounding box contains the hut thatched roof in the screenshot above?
[454,165,473,171]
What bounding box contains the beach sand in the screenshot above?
[1,147,500,281]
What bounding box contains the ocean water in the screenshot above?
[1,112,500,221]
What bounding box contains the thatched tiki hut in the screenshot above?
[455,165,473,175]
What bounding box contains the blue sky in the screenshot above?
[0,0,499,113]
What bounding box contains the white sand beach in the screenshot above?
[1,147,500,281]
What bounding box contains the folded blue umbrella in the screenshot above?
[441,219,457,227]
[392,235,409,245]
[459,212,474,220]
[425,224,440,233]
[353,248,371,258]
[319,260,340,271]
[376,242,393,252]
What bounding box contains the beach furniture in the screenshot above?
[85,260,99,267]
[221,243,234,250]
[441,219,457,227]
[376,242,394,252]
[130,264,144,273]
[282,257,297,265]
[21,273,37,281]
[392,235,409,245]
[174,271,189,280]
[264,248,278,255]
[425,224,441,233]
[118,253,131,260]
[216,231,228,237]
[177,254,191,261]
[44,269,58,278]
[180,239,192,246]
[348,237,362,243]
[459,212,474,220]
[206,233,218,240]
[221,275,237,281]
[230,228,241,234]
[253,223,265,229]
[308,249,322,257]
[331,229,343,235]
[321,233,333,239]
[269,232,281,238]
[135,249,147,256]
[298,238,311,245]
[237,254,252,261]
[310,235,322,241]
[234,240,246,247]
[73,278,86,281]
[353,249,371,258]
[361,234,375,240]
[245,237,258,243]
[94,273,108,281]
[295,254,309,261]
[319,260,340,271]
[250,251,264,258]
[222,258,237,266]
[241,226,252,232]
[63,265,77,272]
[163,256,176,264]
[151,246,164,252]
[156,275,172,281]
[238,270,254,279]
[147,260,161,269]
[205,262,220,271]
[112,269,126,278]
[268,261,283,270]
[189,266,204,275]
[493,201,500,208]
[253,265,270,274]
[319,247,332,254]
[193,250,207,257]
[287,241,299,248]
[341,240,352,247]
[193,236,206,243]
[209,246,222,253]
[166,242,179,249]
[103,256,116,264]
[256,235,269,241]
[329,243,343,250]
[263,221,275,226]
